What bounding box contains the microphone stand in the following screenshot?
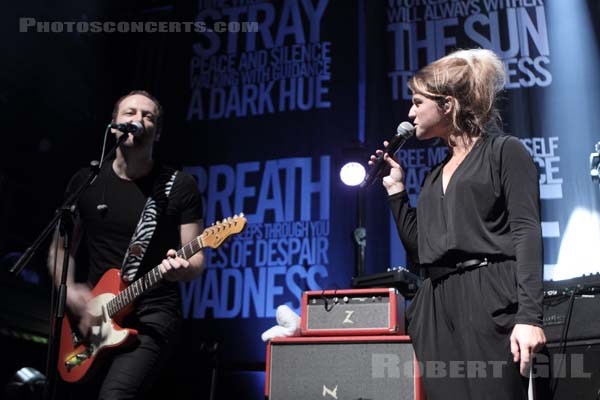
[10,133,129,400]
[353,187,366,277]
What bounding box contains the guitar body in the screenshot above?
[57,214,247,384]
[58,269,138,383]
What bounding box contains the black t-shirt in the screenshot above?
[66,161,203,310]
[389,134,544,326]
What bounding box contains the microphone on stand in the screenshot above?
[109,121,144,137]
[361,121,415,187]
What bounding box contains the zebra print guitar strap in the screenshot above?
[120,169,178,282]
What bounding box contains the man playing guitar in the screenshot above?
[48,90,205,399]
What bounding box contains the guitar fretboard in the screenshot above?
[106,236,204,317]
[176,236,204,261]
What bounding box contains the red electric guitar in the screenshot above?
[58,214,247,383]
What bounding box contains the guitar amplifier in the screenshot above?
[301,288,405,336]
[543,275,600,343]
[543,294,600,343]
[351,267,422,298]
[265,336,424,400]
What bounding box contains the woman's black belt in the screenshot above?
[422,255,515,281]
[455,258,488,269]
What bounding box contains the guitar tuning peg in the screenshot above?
[239,212,245,217]
[227,217,232,221]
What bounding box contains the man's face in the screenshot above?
[112,94,159,147]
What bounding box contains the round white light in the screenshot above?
[339,162,366,186]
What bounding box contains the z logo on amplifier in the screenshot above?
[343,310,355,324]
[322,384,338,398]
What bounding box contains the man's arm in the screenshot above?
[160,220,205,282]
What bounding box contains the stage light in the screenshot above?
[339,162,366,187]
[4,367,46,400]
[336,145,368,276]
[337,145,368,187]
[540,1,600,280]
[14,367,45,385]
[551,207,600,280]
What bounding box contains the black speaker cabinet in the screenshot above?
[544,294,600,343]
[534,340,600,400]
[265,336,425,400]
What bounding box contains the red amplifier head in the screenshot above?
[301,288,405,336]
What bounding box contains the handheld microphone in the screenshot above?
[361,121,415,187]
[109,121,144,137]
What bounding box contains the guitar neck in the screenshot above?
[106,236,205,317]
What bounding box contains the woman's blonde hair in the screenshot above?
[408,48,506,138]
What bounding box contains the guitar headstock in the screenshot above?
[201,213,247,249]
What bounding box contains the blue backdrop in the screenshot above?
[2,0,600,398]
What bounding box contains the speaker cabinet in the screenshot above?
[534,340,600,400]
[543,295,600,343]
[265,336,425,400]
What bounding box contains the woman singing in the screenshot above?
[372,49,546,399]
